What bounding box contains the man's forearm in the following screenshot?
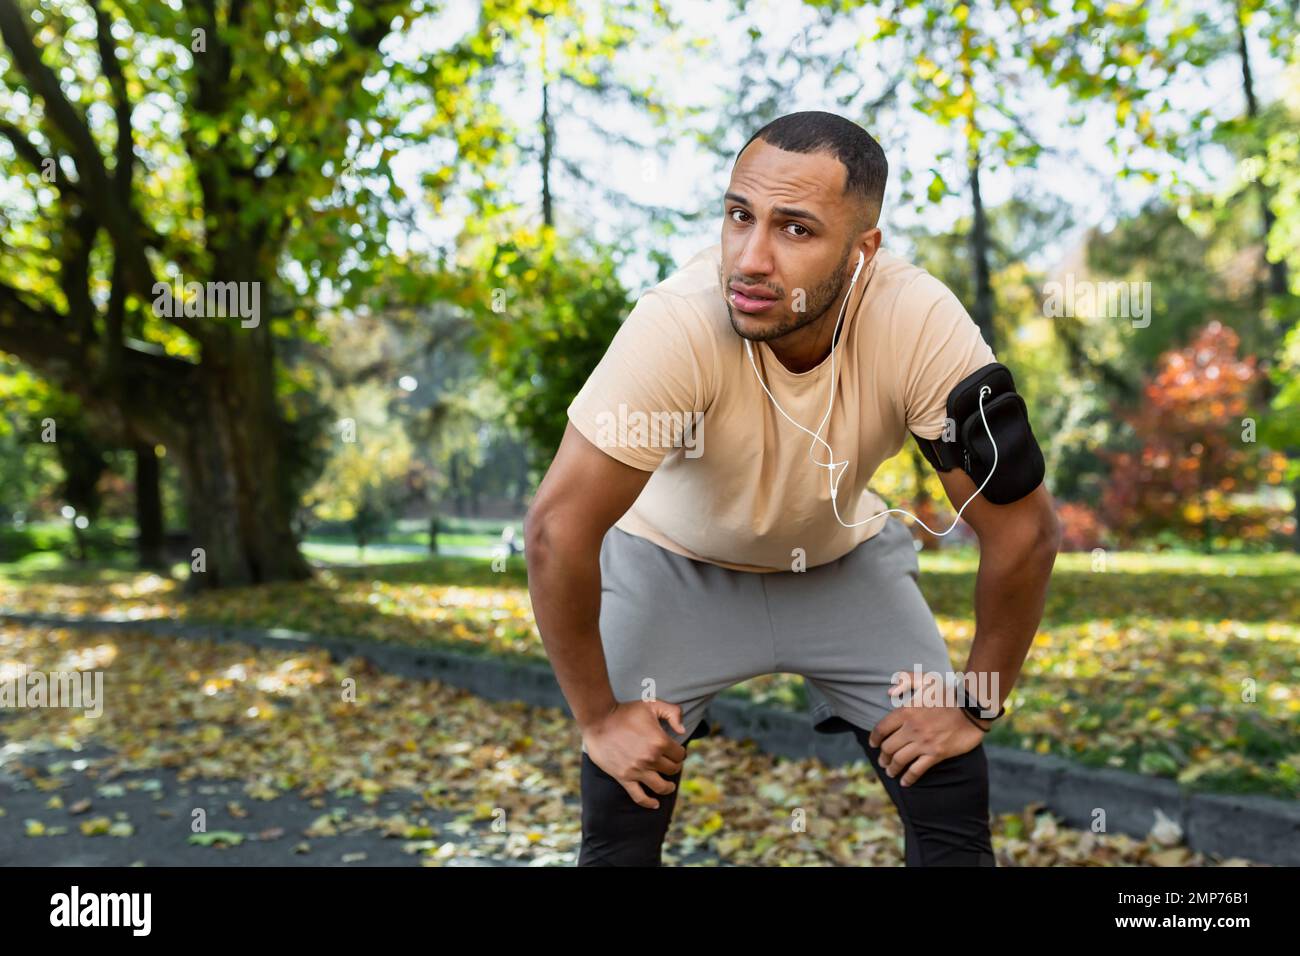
[961,525,1059,715]
[525,520,619,731]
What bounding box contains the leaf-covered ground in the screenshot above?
[1,546,1297,797]
[0,621,1263,866]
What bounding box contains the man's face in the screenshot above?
[720,139,862,342]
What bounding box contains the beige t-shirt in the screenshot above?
[565,242,997,572]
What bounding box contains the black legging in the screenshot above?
[577,721,995,866]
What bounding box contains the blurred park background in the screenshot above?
[1,0,1299,865]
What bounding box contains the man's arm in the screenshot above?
[934,470,1062,721]
[524,421,652,730]
[525,422,692,808]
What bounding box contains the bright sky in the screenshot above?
[390,0,1289,296]
[0,0,1287,305]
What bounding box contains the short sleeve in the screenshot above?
[566,290,707,471]
[896,274,998,441]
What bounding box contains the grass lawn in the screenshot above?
[299,538,507,565]
[1,542,1297,798]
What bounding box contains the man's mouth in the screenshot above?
[728,282,780,314]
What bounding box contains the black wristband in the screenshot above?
[959,706,992,732]
[955,683,1005,723]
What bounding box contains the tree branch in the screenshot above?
[1053,311,1137,401]
[89,0,134,206]
[61,204,98,334]
[0,119,65,180]
[0,277,201,441]
[0,0,112,194]
[0,0,193,342]
[0,279,85,377]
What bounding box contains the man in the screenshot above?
[525,111,1061,867]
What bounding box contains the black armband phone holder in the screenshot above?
[909,362,1045,505]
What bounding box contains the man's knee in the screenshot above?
[578,751,685,867]
[893,744,993,866]
[850,726,995,866]
[917,737,991,790]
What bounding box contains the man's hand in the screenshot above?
[583,699,689,810]
[867,671,986,787]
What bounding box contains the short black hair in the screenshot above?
[735,111,888,231]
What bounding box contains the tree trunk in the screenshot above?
[170,329,312,590]
[539,15,554,229]
[1235,0,1289,300]
[967,146,996,352]
[70,517,88,563]
[133,442,165,569]
[1234,0,1296,552]
[53,417,106,562]
[541,77,554,228]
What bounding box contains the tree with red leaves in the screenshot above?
[1101,321,1290,551]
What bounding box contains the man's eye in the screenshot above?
[785,223,810,237]
[729,208,750,223]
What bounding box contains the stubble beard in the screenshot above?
[720,244,853,343]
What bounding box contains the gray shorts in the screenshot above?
[584,515,957,753]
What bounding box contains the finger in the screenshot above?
[623,779,659,810]
[900,754,939,788]
[652,750,685,776]
[651,700,686,735]
[877,736,900,772]
[868,712,901,748]
[881,742,922,779]
[637,769,677,797]
[878,720,915,761]
[654,723,689,763]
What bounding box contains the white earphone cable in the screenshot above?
[744,252,998,536]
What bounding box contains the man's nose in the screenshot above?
[734,231,774,278]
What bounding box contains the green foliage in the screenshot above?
[0,357,62,515]
[300,383,415,540]
[470,228,632,467]
[3,0,1299,562]
[1261,320,1300,472]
